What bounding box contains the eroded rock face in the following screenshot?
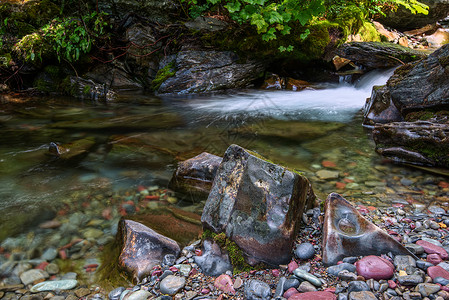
[322,193,415,266]
[157,51,264,95]
[335,42,426,69]
[201,144,315,266]
[373,121,449,168]
[169,152,222,200]
[363,85,404,126]
[117,219,180,282]
[385,44,449,115]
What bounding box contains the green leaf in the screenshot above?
[268,11,283,24]
[300,28,310,40]
[225,1,241,13]
[297,10,312,26]
[262,27,276,41]
[250,13,268,32]
[279,45,293,52]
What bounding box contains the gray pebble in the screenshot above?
[328,263,356,276]
[159,275,185,295]
[433,277,449,285]
[348,281,369,294]
[244,279,271,300]
[397,274,424,285]
[108,287,125,300]
[294,243,315,260]
[41,248,58,261]
[283,278,300,290]
[417,260,434,271]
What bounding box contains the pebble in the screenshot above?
[405,244,425,255]
[127,290,151,300]
[244,279,271,300]
[417,240,449,259]
[41,248,58,261]
[159,275,186,295]
[328,263,356,276]
[74,287,90,297]
[397,274,424,285]
[316,170,339,180]
[20,269,48,285]
[295,242,315,260]
[284,278,301,289]
[289,291,337,300]
[355,255,394,280]
[394,255,416,271]
[108,287,125,300]
[417,260,434,271]
[416,283,440,297]
[433,277,449,285]
[298,281,317,292]
[428,266,449,280]
[348,291,377,300]
[348,281,370,294]
[293,268,322,287]
[427,253,443,265]
[30,280,78,292]
[45,263,59,275]
[213,274,235,295]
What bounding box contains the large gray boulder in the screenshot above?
[335,42,426,69]
[201,144,315,266]
[157,51,265,94]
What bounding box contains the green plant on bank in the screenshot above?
[14,11,109,63]
[151,62,177,91]
[181,0,428,52]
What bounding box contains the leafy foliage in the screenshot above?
[14,11,109,63]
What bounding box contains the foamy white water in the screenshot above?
[188,68,395,122]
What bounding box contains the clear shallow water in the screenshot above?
[0,69,445,243]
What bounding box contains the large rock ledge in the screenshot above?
[373,121,449,168]
[156,51,265,95]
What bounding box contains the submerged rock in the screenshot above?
[169,152,222,200]
[117,219,180,282]
[373,121,449,168]
[202,144,315,266]
[157,50,264,94]
[335,42,426,69]
[30,280,78,292]
[322,193,416,266]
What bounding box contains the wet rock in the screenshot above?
[335,42,426,70]
[434,276,449,285]
[428,266,449,280]
[328,263,357,276]
[322,193,415,266]
[374,44,449,116]
[244,279,271,300]
[348,291,377,300]
[30,280,78,292]
[394,255,416,271]
[405,244,425,255]
[85,63,143,91]
[168,152,222,200]
[159,275,185,295]
[417,260,435,271]
[201,144,315,266]
[417,240,449,259]
[194,240,232,276]
[295,243,316,260]
[298,281,318,293]
[289,291,337,299]
[20,269,48,285]
[428,253,444,265]
[373,122,449,168]
[157,51,264,95]
[348,281,370,293]
[417,283,441,297]
[184,16,228,32]
[117,219,180,282]
[64,76,116,101]
[397,274,424,285]
[108,287,125,300]
[293,268,322,287]
[363,86,404,126]
[355,256,394,280]
[214,274,235,295]
[284,278,301,290]
[127,290,151,300]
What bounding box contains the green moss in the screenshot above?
[83,84,91,95]
[96,240,131,291]
[357,21,381,42]
[152,62,176,91]
[202,229,264,274]
[405,110,435,121]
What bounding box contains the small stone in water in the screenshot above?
[30,280,78,292]
[41,248,58,261]
[20,269,48,285]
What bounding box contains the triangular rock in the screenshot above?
[322,193,416,266]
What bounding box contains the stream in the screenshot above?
[0,69,447,286]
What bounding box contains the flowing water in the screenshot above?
[0,69,447,284]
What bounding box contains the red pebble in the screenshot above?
[441,286,449,292]
[169,266,178,272]
[137,185,146,192]
[428,266,449,280]
[324,288,336,293]
[416,240,448,259]
[271,269,280,277]
[84,264,99,269]
[59,249,67,260]
[151,269,163,277]
[288,260,298,273]
[189,268,198,276]
[36,262,49,270]
[102,208,112,220]
[322,160,337,168]
[283,287,299,299]
[427,253,443,265]
[388,280,397,289]
[438,181,449,188]
[201,288,210,294]
[195,249,202,256]
[145,195,160,200]
[335,182,346,189]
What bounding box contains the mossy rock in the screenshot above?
[22,0,60,27]
[356,21,381,42]
[151,62,176,91]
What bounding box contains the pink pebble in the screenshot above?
[427,253,443,265]
[283,287,299,299]
[388,280,397,289]
[288,260,299,273]
[272,269,280,277]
